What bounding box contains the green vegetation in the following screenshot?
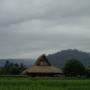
[64,59,85,76]
[0,77,89,90]
[0,60,26,75]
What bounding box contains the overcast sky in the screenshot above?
[0,0,90,59]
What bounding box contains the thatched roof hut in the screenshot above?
[22,54,63,76]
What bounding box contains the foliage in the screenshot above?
[0,61,26,75]
[64,59,85,76]
[0,77,89,90]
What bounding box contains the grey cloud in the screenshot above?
[0,0,90,58]
[0,0,90,26]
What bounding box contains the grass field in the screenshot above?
[0,76,90,90]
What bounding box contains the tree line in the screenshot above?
[0,59,90,77]
[0,60,26,75]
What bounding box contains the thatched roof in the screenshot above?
[33,54,51,66]
[22,66,63,74]
[22,54,63,74]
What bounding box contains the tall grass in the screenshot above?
[0,77,89,90]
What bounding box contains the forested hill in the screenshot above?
[47,49,90,68]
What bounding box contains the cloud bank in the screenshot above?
[0,0,90,59]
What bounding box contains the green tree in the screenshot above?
[8,63,20,75]
[64,59,85,76]
[19,63,26,72]
[0,61,26,75]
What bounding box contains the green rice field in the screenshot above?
[0,76,90,90]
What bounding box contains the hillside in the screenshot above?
[47,49,90,68]
[0,49,90,68]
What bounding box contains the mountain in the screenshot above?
[47,49,90,68]
[0,59,34,67]
[0,49,90,68]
